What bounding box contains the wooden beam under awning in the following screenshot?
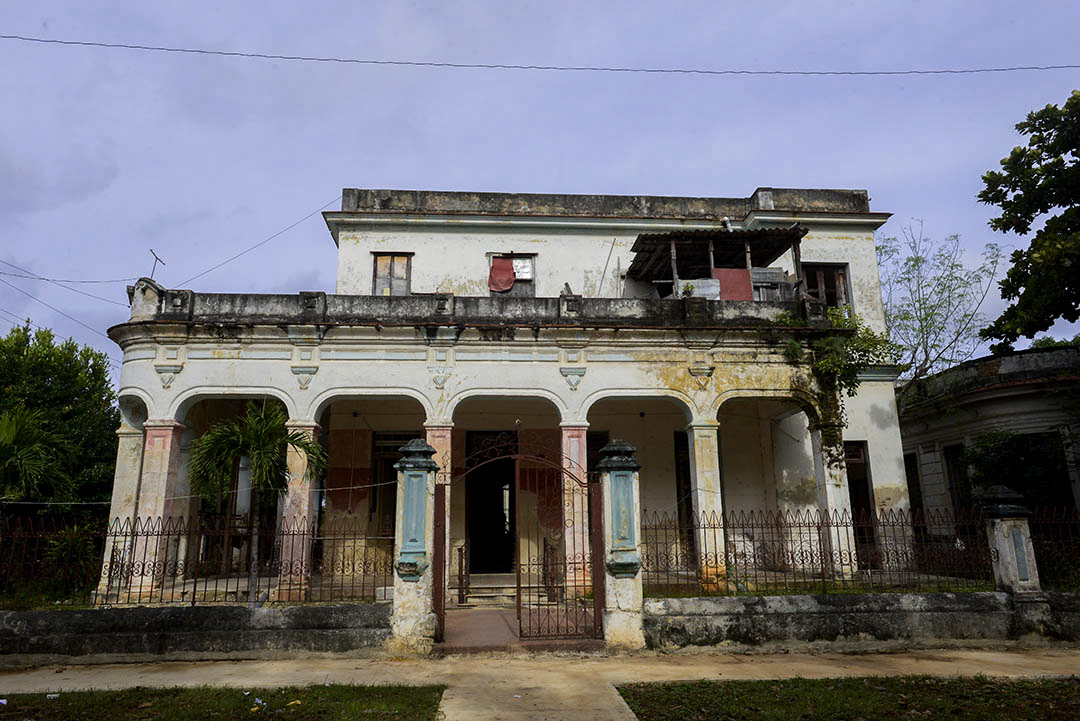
[626,226,807,281]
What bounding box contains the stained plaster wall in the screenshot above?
[333,219,888,338]
[336,225,645,299]
[587,398,687,516]
[844,379,910,513]
[761,224,887,334]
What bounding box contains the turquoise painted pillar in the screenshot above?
[390,438,439,653]
[596,439,645,649]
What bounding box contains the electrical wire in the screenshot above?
[0,277,111,340]
[178,195,341,286]
[0,260,128,307]
[3,34,1078,77]
[0,282,123,369]
[0,270,137,284]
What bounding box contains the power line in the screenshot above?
[0,270,136,284]
[0,260,128,307]
[0,277,115,343]
[3,33,1078,78]
[178,195,341,286]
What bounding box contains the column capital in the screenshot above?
[559,421,590,429]
[685,421,720,432]
[285,419,320,433]
[143,419,185,432]
[423,420,455,429]
[116,425,145,438]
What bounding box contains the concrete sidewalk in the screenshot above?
[2,649,1080,721]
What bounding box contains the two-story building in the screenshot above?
[105,187,907,641]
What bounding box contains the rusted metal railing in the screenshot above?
[0,514,394,609]
[1030,506,1080,591]
[455,541,470,604]
[640,507,997,596]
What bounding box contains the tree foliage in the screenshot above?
[1029,332,1080,349]
[0,407,74,503]
[877,222,1001,393]
[187,400,327,505]
[0,323,118,504]
[979,89,1080,350]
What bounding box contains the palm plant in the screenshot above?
[187,400,326,605]
[187,400,327,506]
[0,407,74,503]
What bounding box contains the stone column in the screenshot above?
[597,440,646,650]
[561,423,591,592]
[130,419,185,598]
[389,438,439,654]
[686,422,726,590]
[97,423,146,601]
[424,423,453,610]
[810,424,857,576]
[277,420,320,601]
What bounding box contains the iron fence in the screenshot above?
[641,507,996,596]
[1030,506,1080,591]
[0,514,394,609]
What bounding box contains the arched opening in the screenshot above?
[586,395,693,516]
[315,395,427,601]
[117,394,149,433]
[174,396,293,586]
[716,397,817,516]
[450,396,562,578]
[445,395,600,640]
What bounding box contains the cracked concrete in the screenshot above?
[2,648,1080,721]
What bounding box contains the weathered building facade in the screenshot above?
[106,187,907,645]
[899,347,1080,514]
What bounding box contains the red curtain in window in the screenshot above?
[488,256,516,292]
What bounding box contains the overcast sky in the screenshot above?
[2,1,1078,373]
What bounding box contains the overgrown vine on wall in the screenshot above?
[782,308,895,466]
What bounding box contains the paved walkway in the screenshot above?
[2,649,1080,720]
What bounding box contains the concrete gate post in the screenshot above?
[389,438,439,653]
[978,485,1052,634]
[596,439,646,650]
[980,485,1042,593]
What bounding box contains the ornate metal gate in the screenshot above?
[435,431,604,640]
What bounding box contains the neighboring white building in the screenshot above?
[899,347,1080,513]
[106,187,907,638]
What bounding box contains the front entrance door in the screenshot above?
[466,432,516,573]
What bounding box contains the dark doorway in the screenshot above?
[465,431,516,573]
[845,441,877,568]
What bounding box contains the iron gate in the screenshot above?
[433,431,604,640]
[516,465,603,639]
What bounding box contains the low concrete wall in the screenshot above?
[0,604,390,664]
[643,593,1080,649]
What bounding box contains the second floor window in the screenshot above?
[803,263,850,310]
[488,254,535,297]
[373,253,411,296]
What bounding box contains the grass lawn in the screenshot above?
[0,684,444,721]
[619,676,1080,721]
